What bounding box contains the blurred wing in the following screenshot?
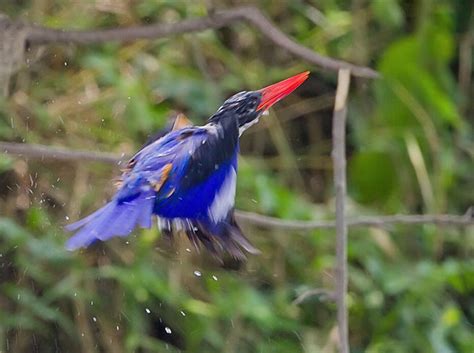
[66,126,208,250]
[118,126,210,199]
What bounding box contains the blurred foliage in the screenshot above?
[0,0,473,352]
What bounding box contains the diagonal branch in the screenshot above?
[19,6,378,78]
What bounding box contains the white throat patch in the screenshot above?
[239,116,260,136]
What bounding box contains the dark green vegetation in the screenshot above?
[0,1,473,352]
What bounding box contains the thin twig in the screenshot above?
[235,210,474,228]
[17,6,378,78]
[292,288,336,305]
[2,141,473,228]
[332,68,351,353]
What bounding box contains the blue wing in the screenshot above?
[65,126,208,250]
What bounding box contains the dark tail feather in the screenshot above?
[183,213,260,260]
[65,193,155,250]
[226,214,260,254]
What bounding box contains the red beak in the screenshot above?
[257,71,310,111]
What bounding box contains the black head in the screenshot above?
[208,71,310,135]
[208,91,263,135]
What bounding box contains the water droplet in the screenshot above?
[145,308,151,314]
[193,270,202,277]
[165,327,172,334]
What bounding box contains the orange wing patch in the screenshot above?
[172,113,192,131]
[151,163,173,192]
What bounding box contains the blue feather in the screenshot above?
[65,191,155,250]
[154,153,237,219]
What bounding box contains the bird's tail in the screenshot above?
[65,192,155,250]
[179,212,260,260]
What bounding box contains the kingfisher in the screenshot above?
[66,71,309,259]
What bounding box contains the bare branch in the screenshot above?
[332,68,351,353]
[18,6,378,78]
[2,141,473,228]
[1,141,122,164]
[235,210,474,228]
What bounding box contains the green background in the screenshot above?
[0,1,473,352]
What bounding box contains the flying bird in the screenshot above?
[66,71,309,258]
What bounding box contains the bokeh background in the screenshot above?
[0,1,473,352]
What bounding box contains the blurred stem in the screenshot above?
[405,133,436,213]
[392,81,443,211]
[391,82,440,158]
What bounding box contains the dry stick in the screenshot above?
[2,141,473,228]
[0,141,122,164]
[235,210,474,228]
[332,68,351,353]
[21,6,378,78]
